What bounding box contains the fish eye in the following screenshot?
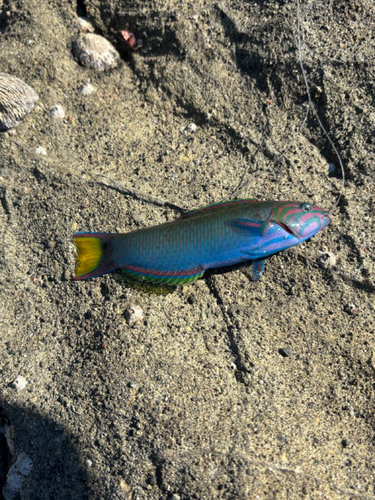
[300,203,312,212]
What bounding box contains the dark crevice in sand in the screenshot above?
[0,187,11,221]
[75,0,87,18]
[205,275,250,385]
[92,175,186,213]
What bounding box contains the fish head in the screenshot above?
[269,202,331,240]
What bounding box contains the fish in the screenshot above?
[73,199,330,284]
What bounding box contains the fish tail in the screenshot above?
[72,232,118,280]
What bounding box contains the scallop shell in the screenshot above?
[72,34,120,71]
[0,73,39,131]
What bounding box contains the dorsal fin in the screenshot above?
[180,199,258,220]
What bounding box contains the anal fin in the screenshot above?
[121,265,205,285]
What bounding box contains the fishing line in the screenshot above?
[296,0,345,211]
[221,0,345,211]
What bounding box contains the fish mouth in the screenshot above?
[274,221,301,239]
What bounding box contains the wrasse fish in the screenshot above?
[73,199,330,284]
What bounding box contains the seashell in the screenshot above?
[75,17,95,34]
[72,34,120,72]
[125,304,144,327]
[0,73,38,131]
[11,375,28,391]
[49,104,65,119]
[34,145,47,155]
[318,250,337,269]
[78,82,95,96]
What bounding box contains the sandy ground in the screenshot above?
[0,0,374,498]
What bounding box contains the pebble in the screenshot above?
[187,294,196,304]
[34,145,47,155]
[2,453,33,500]
[125,304,144,327]
[85,459,93,468]
[181,123,197,134]
[318,250,337,268]
[78,82,95,96]
[11,376,28,391]
[328,163,336,173]
[344,303,358,316]
[279,347,292,358]
[49,104,65,119]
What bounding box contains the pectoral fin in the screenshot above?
[227,218,270,237]
[251,258,266,281]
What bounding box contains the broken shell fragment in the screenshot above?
[118,30,142,50]
[72,34,120,71]
[11,375,28,391]
[75,16,95,34]
[317,250,337,268]
[125,304,144,327]
[78,82,95,96]
[49,104,65,119]
[0,73,38,131]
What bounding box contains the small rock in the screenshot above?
[187,294,196,304]
[181,123,197,134]
[78,82,95,96]
[2,452,33,500]
[49,104,65,119]
[318,250,337,268]
[34,145,47,155]
[328,163,336,173]
[125,304,144,327]
[344,303,358,316]
[279,347,292,358]
[85,459,93,468]
[11,376,28,391]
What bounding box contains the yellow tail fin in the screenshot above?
[73,233,118,280]
[74,236,103,278]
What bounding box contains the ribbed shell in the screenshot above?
[0,73,39,131]
[72,34,120,71]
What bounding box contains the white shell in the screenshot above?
[72,34,120,71]
[125,304,144,327]
[318,250,337,268]
[0,73,38,131]
[34,145,47,155]
[75,17,95,34]
[11,376,28,391]
[49,104,65,119]
[78,82,95,95]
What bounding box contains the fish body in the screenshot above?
[73,199,330,284]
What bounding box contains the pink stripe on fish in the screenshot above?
[236,221,263,227]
